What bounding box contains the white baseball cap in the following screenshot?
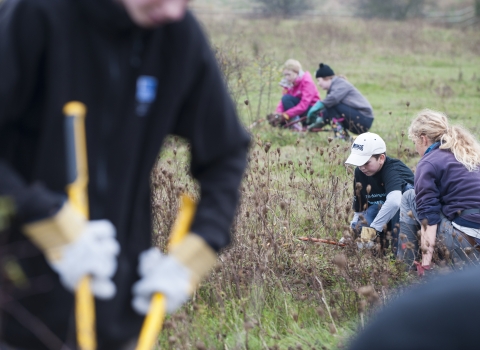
[345,132,386,166]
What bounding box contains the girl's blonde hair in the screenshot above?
[283,59,302,74]
[408,109,480,171]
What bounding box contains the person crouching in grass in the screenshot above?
[345,132,414,253]
[306,63,374,139]
[397,109,480,274]
[271,59,321,131]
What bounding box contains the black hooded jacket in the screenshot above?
[0,0,250,348]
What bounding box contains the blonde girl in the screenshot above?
[273,59,320,130]
[398,109,480,273]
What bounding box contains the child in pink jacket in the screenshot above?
[274,59,321,130]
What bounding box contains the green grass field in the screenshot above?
[153,12,480,350]
[206,15,479,165]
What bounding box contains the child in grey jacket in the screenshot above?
[307,63,374,138]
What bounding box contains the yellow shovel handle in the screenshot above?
[135,194,196,350]
[63,101,96,350]
[76,276,96,350]
[167,195,196,248]
[135,294,166,350]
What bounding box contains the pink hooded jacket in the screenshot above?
[275,71,321,117]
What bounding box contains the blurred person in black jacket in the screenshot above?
[0,0,250,348]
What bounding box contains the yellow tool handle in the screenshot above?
[167,195,196,248]
[135,194,196,350]
[63,101,96,350]
[136,294,167,350]
[76,276,95,350]
[64,102,89,218]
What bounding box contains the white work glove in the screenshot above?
[50,220,120,299]
[356,240,376,250]
[22,202,120,299]
[131,233,217,315]
[132,248,190,314]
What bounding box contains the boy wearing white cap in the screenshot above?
[345,132,414,251]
